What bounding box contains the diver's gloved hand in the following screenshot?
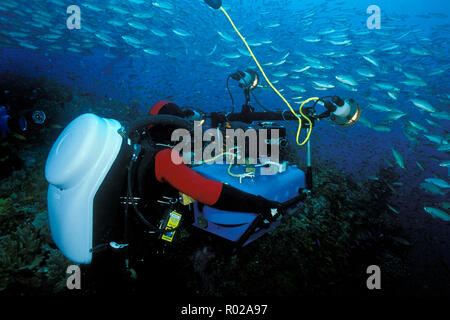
[213,184,283,223]
[257,196,283,222]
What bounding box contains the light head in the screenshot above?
[330,98,361,126]
[231,69,259,91]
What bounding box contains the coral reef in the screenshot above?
[0,75,75,295]
[0,152,71,294]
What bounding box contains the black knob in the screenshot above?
[332,96,345,106]
[204,0,222,10]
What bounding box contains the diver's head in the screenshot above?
[149,101,185,117]
[147,101,186,143]
[149,101,204,122]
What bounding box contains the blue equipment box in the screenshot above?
[192,163,306,245]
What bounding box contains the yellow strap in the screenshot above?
[219,6,317,145]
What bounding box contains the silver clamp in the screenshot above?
[117,127,127,138]
[120,196,141,205]
[157,196,179,205]
[109,242,129,250]
[132,144,142,162]
[302,189,312,196]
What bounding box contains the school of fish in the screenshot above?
[0,0,448,220]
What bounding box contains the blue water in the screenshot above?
[1,0,449,216]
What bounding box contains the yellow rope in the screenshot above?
[220,6,317,145]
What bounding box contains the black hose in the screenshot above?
[226,75,236,113]
[126,147,181,235]
[127,158,161,233]
[124,197,129,242]
[311,96,337,111]
[250,91,271,112]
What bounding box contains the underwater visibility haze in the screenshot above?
[0,0,449,298]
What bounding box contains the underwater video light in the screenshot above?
[330,98,361,127]
[231,69,259,91]
[226,69,260,113]
[204,0,222,10]
[315,96,361,126]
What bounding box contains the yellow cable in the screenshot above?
[219,6,316,145]
[202,151,247,179]
[297,97,319,145]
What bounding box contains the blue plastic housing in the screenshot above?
[192,163,306,245]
